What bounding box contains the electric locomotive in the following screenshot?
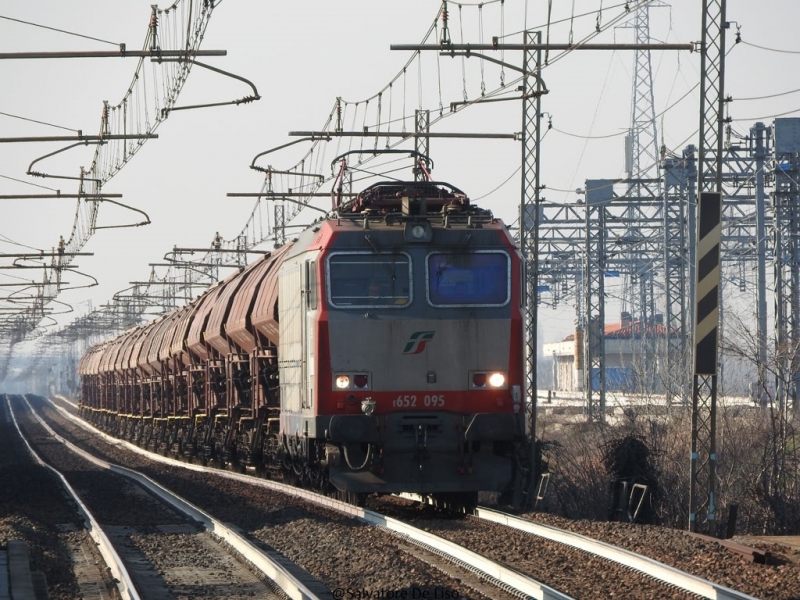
[78,175,526,505]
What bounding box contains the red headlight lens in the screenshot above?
[472,373,487,388]
[354,374,368,388]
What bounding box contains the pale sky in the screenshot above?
[1,0,797,358]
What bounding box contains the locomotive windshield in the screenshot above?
[327,252,412,308]
[427,251,510,306]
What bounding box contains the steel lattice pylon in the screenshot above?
[753,122,770,402]
[772,119,800,415]
[698,1,727,195]
[690,0,727,533]
[583,181,611,420]
[520,30,542,508]
[538,135,766,411]
[620,3,663,389]
[274,204,287,248]
[415,110,431,181]
[627,6,662,189]
[662,149,694,406]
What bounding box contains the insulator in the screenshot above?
[149,7,159,51]
[440,3,451,45]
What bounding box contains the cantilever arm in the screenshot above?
[160,59,261,114]
[86,197,151,230]
[27,141,103,181]
[250,136,331,171]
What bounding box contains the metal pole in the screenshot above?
[0,49,226,59]
[689,0,726,534]
[289,131,517,139]
[753,124,769,403]
[520,30,542,508]
[391,43,694,51]
[415,110,431,181]
[584,180,610,421]
[0,134,157,144]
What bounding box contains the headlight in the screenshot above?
[403,221,432,242]
[488,372,506,388]
[470,371,508,389]
[333,373,370,390]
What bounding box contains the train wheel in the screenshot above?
[431,492,478,515]
[330,489,365,507]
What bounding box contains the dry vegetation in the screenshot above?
[536,403,800,536]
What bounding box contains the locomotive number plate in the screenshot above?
[392,394,446,408]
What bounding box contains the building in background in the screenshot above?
[544,313,676,393]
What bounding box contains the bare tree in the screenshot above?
[717,310,800,534]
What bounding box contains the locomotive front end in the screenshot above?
[308,182,526,498]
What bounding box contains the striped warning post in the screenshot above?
[694,192,722,375]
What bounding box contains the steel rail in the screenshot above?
[29,397,326,600]
[473,506,760,600]
[25,398,329,600]
[50,397,571,600]
[7,396,140,600]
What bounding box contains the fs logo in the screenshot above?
[402,331,435,354]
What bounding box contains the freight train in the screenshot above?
[78,174,527,506]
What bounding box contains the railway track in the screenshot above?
[7,394,324,600]
[1,394,121,600]
[473,507,757,600]
[387,495,760,600]
[26,394,794,599]
[31,395,563,599]
[24,395,544,600]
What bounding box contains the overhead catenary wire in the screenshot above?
[0,173,60,191]
[235,0,690,256]
[267,0,651,191]
[554,80,699,140]
[732,107,800,122]
[0,111,80,133]
[735,86,800,102]
[741,40,800,55]
[1,0,222,360]
[504,0,637,40]
[0,13,119,46]
[23,0,781,369]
